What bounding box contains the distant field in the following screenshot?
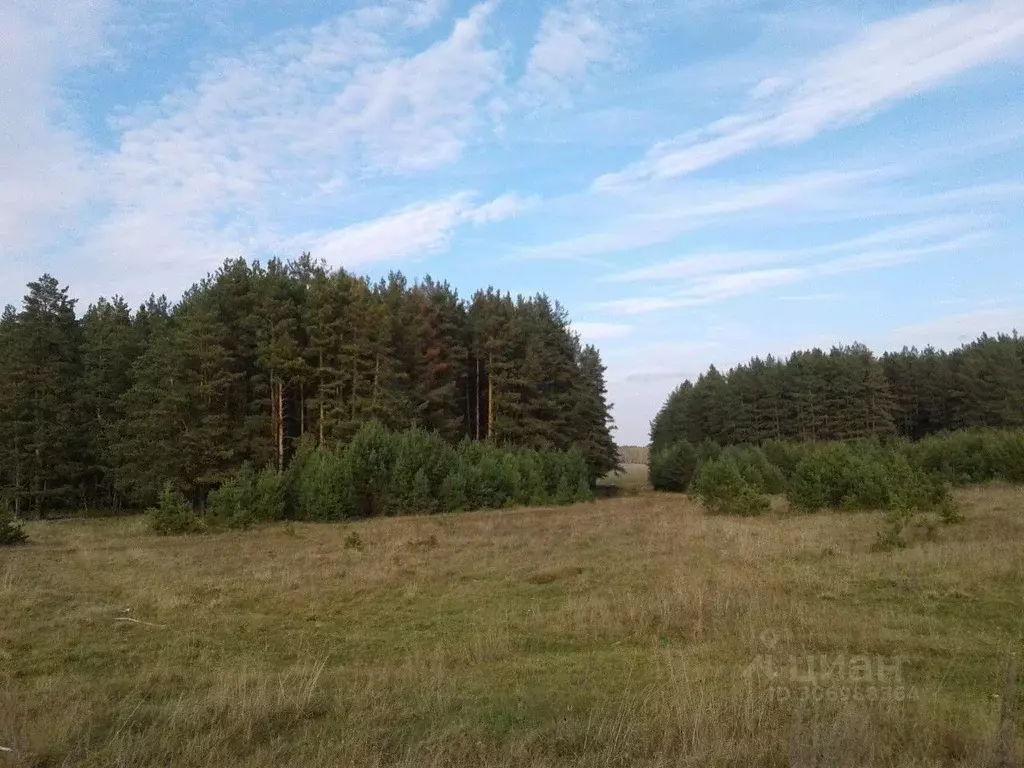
[618,445,649,465]
[2,487,1023,767]
[598,462,650,494]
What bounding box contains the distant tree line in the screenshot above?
[0,257,619,517]
[650,334,1024,452]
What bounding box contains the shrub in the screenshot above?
[148,482,203,535]
[761,439,808,480]
[564,449,594,503]
[988,430,1024,483]
[475,447,519,509]
[283,433,318,518]
[693,455,769,516]
[253,466,286,522]
[293,449,352,521]
[649,440,700,492]
[787,443,857,512]
[439,468,469,512]
[206,471,255,531]
[0,497,27,546]
[722,445,786,494]
[908,431,993,486]
[729,485,772,517]
[388,428,453,514]
[516,450,549,506]
[345,422,396,517]
[789,441,957,515]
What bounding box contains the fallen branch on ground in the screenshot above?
[114,617,166,628]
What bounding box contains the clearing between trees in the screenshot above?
[2,484,1022,767]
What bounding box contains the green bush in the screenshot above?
[987,430,1024,483]
[563,449,594,504]
[148,482,204,535]
[722,445,786,494]
[761,439,808,480]
[0,497,27,546]
[693,455,769,516]
[787,443,855,512]
[346,422,396,517]
[789,441,955,514]
[439,468,470,512]
[388,428,454,514]
[253,466,286,522]
[206,465,257,531]
[283,433,318,518]
[907,431,993,486]
[516,450,549,506]
[294,449,352,521]
[649,440,700,492]
[277,426,604,520]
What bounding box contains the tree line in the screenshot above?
[650,334,1024,451]
[0,257,619,517]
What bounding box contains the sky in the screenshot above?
[2,0,1023,444]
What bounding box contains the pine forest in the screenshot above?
[0,257,619,517]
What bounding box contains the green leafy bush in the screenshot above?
[761,439,808,480]
[693,455,769,516]
[148,482,203,535]
[0,497,27,546]
[789,441,955,514]
[787,443,855,512]
[987,430,1024,483]
[253,466,286,522]
[345,421,396,517]
[388,428,454,514]
[649,440,700,492]
[722,445,786,494]
[274,425,600,520]
[439,467,470,512]
[516,450,549,506]
[206,465,258,531]
[293,449,352,521]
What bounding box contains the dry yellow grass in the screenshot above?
[1,486,1023,767]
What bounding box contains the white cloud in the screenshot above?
[516,169,886,262]
[595,0,1024,189]
[73,1,507,292]
[284,191,528,268]
[521,0,616,104]
[593,231,982,315]
[599,215,984,283]
[887,307,1024,349]
[0,0,113,255]
[572,322,633,341]
[463,193,538,224]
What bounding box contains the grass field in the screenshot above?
[2,485,1023,767]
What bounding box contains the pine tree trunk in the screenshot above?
[270,371,278,466]
[475,356,481,441]
[351,356,357,422]
[488,352,494,442]
[277,381,284,472]
[318,352,325,446]
[372,354,380,411]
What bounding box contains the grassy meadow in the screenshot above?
[2,483,1023,767]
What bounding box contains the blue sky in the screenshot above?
[2,0,1023,443]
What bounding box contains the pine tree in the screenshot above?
[79,297,140,509]
[573,344,620,482]
[9,276,83,515]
